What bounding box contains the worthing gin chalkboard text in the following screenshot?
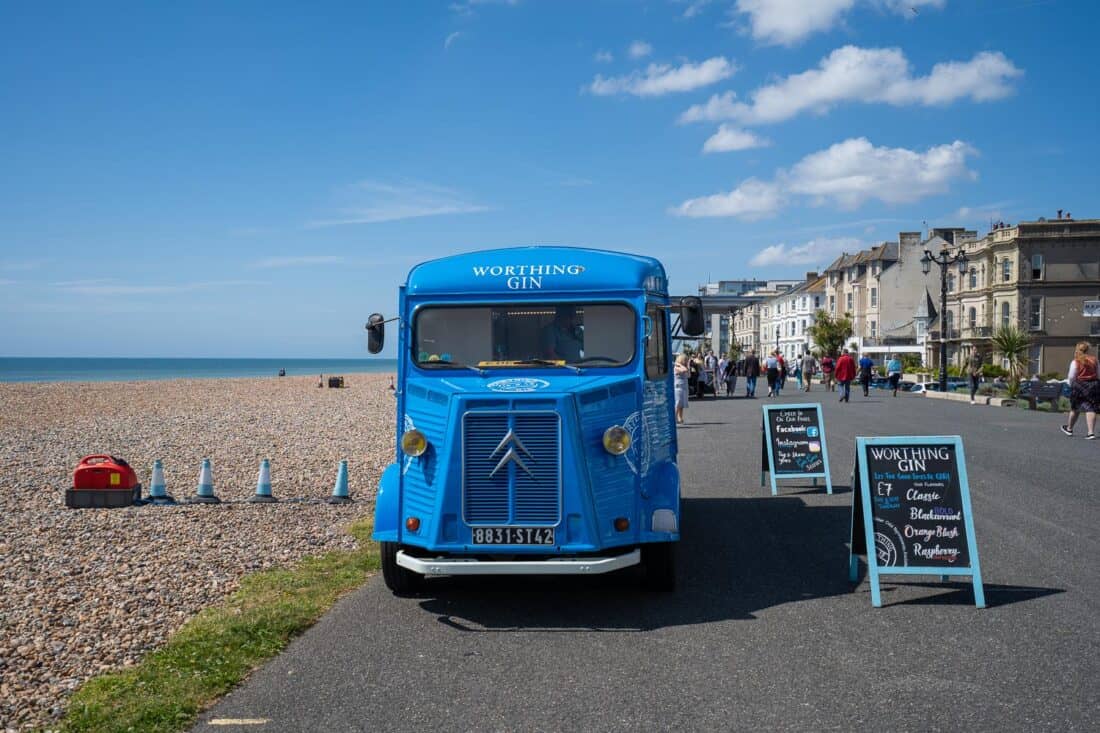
[849,436,985,608]
[760,404,832,496]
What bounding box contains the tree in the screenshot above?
[806,310,854,357]
[990,324,1030,397]
[726,342,743,362]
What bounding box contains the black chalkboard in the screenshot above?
[849,436,985,607]
[762,405,826,475]
[852,441,970,568]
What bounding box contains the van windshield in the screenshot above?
[414,303,635,368]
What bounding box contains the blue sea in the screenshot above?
[0,358,398,383]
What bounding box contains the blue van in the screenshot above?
[366,247,703,593]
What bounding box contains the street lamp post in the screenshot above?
[921,247,970,393]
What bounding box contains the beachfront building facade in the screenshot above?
[925,215,1100,376]
[764,273,827,360]
[822,231,946,360]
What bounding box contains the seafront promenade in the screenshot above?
[0,375,393,729]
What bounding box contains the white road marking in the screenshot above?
[208,719,271,726]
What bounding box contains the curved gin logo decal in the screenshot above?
[471,263,585,290]
[486,378,551,393]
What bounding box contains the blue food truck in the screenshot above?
[366,246,703,593]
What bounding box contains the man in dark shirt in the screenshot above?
[742,349,761,398]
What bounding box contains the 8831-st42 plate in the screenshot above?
[471,527,555,545]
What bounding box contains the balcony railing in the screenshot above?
[928,329,961,341]
[963,326,993,338]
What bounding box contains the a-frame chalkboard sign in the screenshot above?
[849,436,985,608]
[760,403,832,496]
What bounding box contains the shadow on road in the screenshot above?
[874,581,1063,609]
[415,495,1063,630]
[416,496,855,631]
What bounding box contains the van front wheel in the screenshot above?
[642,542,676,592]
[381,542,424,595]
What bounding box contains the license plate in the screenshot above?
[471,527,555,545]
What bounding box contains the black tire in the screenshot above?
[642,542,676,592]
[381,542,424,595]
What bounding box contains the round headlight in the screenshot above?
[400,429,428,457]
[602,425,631,455]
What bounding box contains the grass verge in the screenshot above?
[59,519,379,733]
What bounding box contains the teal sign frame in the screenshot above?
[760,403,832,496]
[848,435,985,608]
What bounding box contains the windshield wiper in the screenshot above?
[418,360,486,376]
[510,358,582,374]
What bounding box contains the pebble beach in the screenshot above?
[0,373,395,730]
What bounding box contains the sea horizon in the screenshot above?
[0,357,398,383]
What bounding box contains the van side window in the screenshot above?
[645,303,668,379]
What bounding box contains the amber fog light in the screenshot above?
[400,429,428,457]
[406,517,421,532]
[614,517,630,532]
[602,425,631,455]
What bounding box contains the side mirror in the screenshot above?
[366,313,385,354]
[680,297,705,337]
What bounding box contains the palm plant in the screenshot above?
[990,325,1030,397]
[806,310,854,357]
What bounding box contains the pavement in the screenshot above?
[194,387,1099,732]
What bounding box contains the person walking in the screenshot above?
[776,352,786,394]
[743,349,761,398]
[673,354,690,424]
[858,352,875,397]
[765,351,780,397]
[886,355,903,397]
[1061,341,1098,439]
[967,351,983,404]
[794,359,804,391]
[835,349,856,403]
[725,355,738,396]
[800,352,817,392]
[820,353,835,392]
[717,354,729,397]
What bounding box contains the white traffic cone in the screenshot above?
[148,460,176,505]
[187,458,221,504]
[248,458,277,503]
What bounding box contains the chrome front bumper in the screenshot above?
[396,548,641,576]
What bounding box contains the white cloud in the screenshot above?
[750,237,864,266]
[588,56,735,97]
[628,40,653,59]
[787,137,976,208]
[560,176,594,187]
[732,0,945,45]
[680,46,1021,126]
[670,178,784,220]
[252,256,345,269]
[307,181,489,228]
[671,137,975,218]
[702,124,769,153]
[680,0,717,18]
[449,0,519,14]
[444,31,463,49]
[734,0,855,46]
[594,50,614,63]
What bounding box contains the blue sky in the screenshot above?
[2,0,1096,357]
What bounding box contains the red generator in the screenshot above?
[67,454,142,508]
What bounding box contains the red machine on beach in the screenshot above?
[66,454,142,508]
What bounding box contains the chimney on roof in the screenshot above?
[1065,212,1071,220]
[805,271,818,281]
[1057,209,1063,219]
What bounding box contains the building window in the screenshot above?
[1091,319,1100,337]
[829,295,835,313]
[968,268,977,289]
[846,292,853,311]
[969,307,977,330]
[945,310,954,335]
[1001,301,1010,328]
[870,288,877,307]
[1002,258,1011,282]
[814,296,821,309]
[946,273,955,293]
[870,320,877,338]
[800,319,806,335]
[1029,297,1043,330]
[1031,254,1044,280]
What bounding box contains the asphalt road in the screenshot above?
[195,388,1099,731]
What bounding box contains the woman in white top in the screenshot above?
[673,354,690,424]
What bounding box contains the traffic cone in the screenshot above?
[327,460,352,504]
[147,460,176,505]
[248,458,277,503]
[187,459,221,504]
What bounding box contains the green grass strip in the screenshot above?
[59,519,379,733]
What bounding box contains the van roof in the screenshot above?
[405,246,668,296]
